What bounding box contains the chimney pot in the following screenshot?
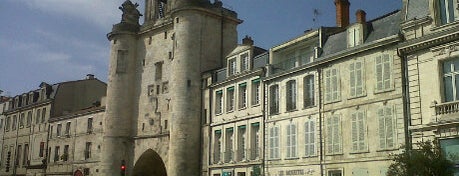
[242,35,254,45]
[335,0,350,28]
[356,9,367,24]
[86,74,95,80]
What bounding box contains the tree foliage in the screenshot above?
[387,140,455,176]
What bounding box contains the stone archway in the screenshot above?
[132,149,167,176]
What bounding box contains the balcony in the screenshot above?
[431,101,459,123]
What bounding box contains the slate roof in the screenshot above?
[321,10,401,57]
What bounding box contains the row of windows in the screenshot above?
[3,108,47,131]
[213,123,260,163]
[228,52,250,76]
[49,118,93,139]
[9,88,48,110]
[215,79,261,115]
[270,75,315,114]
[269,54,393,115]
[268,106,396,159]
[51,142,92,163]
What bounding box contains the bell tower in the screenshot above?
[103,0,241,175]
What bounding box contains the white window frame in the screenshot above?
[286,122,297,158]
[326,114,342,155]
[269,125,280,159]
[251,79,261,106]
[442,57,459,102]
[377,105,396,150]
[324,67,340,103]
[303,75,315,108]
[351,110,367,152]
[304,118,315,157]
[349,59,366,98]
[269,85,280,115]
[240,52,250,71]
[437,0,459,25]
[286,80,297,111]
[226,87,235,112]
[228,58,237,76]
[375,54,393,92]
[347,25,362,48]
[215,90,223,114]
[238,83,247,109]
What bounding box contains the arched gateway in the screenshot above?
[132,149,167,176]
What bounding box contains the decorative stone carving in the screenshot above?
[119,0,143,25]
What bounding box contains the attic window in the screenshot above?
[347,25,362,48]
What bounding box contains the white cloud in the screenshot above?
[16,0,135,30]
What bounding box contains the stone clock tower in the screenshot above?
[101,0,240,175]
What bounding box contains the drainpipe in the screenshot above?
[397,49,412,151]
[318,68,324,176]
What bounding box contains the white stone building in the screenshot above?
[398,0,459,174]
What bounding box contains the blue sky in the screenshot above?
[0,0,401,96]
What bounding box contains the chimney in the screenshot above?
[335,0,350,28]
[86,74,95,80]
[356,9,367,24]
[242,35,254,45]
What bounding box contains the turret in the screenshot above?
[101,0,140,175]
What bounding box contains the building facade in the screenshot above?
[399,0,459,174]
[46,106,105,176]
[203,37,267,176]
[0,75,106,176]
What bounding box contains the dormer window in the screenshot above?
[228,58,237,76]
[347,25,362,47]
[437,0,458,25]
[240,53,250,71]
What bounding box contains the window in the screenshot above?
[326,115,342,155]
[328,170,343,176]
[348,26,362,47]
[349,60,365,97]
[41,108,46,123]
[300,47,313,65]
[23,144,29,166]
[12,115,17,131]
[269,126,280,159]
[0,118,3,129]
[155,61,163,80]
[251,79,261,106]
[54,146,60,162]
[63,145,69,161]
[26,111,32,127]
[35,109,40,124]
[375,54,392,92]
[57,124,62,137]
[116,50,128,73]
[228,58,237,76]
[214,130,222,163]
[17,145,22,166]
[19,113,25,128]
[324,68,340,103]
[39,142,45,157]
[286,80,297,111]
[250,123,260,159]
[351,111,367,152]
[238,83,247,109]
[215,90,223,114]
[227,87,235,112]
[5,116,10,131]
[237,125,246,161]
[49,125,53,139]
[87,118,93,134]
[85,142,92,160]
[240,53,250,71]
[269,85,280,114]
[304,75,315,107]
[225,128,234,162]
[438,0,458,25]
[442,58,459,102]
[440,138,459,171]
[304,118,315,157]
[378,106,395,150]
[286,122,297,158]
[65,122,71,137]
